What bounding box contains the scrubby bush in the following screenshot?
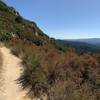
[0,32,12,41]
[15,16,23,23]
[5,39,100,100]
[19,60,49,98]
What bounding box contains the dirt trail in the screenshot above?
[0,46,31,100]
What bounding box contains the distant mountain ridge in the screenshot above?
[56,39,100,53]
[67,38,100,46]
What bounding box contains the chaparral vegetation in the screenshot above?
[0,0,100,100]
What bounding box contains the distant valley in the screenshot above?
[68,38,100,46]
[56,38,100,53]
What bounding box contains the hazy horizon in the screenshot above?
[3,0,100,39]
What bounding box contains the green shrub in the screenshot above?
[0,32,12,41]
[15,16,23,23]
[18,59,49,98]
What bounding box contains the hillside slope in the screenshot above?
[0,0,54,46]
[0,1,100,100]
[0,0,99,53]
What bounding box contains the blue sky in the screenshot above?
[3,0,100,39]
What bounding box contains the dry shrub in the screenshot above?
[4,39,100,100]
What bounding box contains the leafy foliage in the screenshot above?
[0,31,12,41]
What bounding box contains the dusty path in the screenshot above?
[0,46,31,100]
